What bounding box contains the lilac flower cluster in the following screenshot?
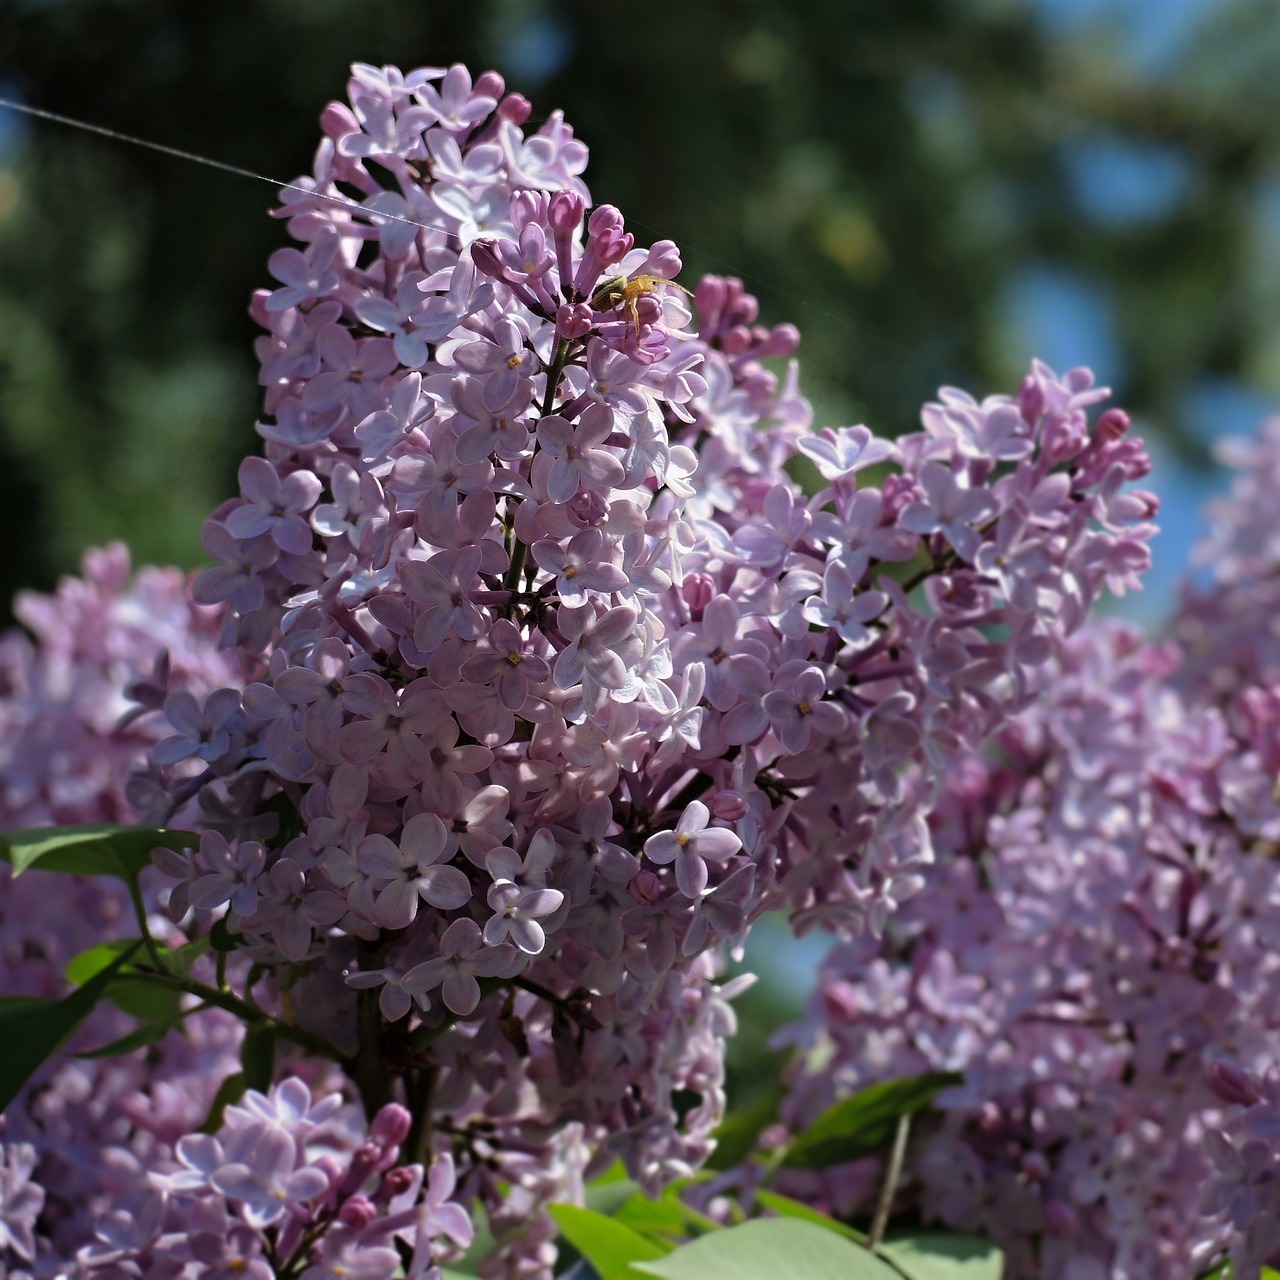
[0,541,239,834]
[0,543,238,1066]
[1174,414,1280,703]
[3,1076,473,1280]
[0,546,257,1273]
[119,62,1157,1256]
[1203,1062,1280,1276]
[771,597,1280,1276]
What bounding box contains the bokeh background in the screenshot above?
[2,0,1279,1096]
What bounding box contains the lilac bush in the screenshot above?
[759,419,1280,1279]
[0,58,1205,1280]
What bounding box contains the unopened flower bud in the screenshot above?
[470,239,506,281]
[556,303,593,341]
[568,489,610,528]
[474,70,505,99]
[1093,407,1130,444]
[1208,1060,1262,1107]
[1018,373,1045,425]
[498,92,531,124]
[644,240,682,280]
[682,574,714,616]
[630,869,662,904]
[371,1101,413,1147]
[711,789,749,822]
[549,191,586,233]
[379,1166,417,1202]
[339,1194,379,1230]
[321,101,360,140]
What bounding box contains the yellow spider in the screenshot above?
[590,273,692,337]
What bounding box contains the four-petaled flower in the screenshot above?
[643,800,743,899]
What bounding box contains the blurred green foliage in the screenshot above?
[3,0,1280,617]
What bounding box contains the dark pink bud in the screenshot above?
[976,1101,1002,1130]
[470,239,506,281]
[248,289,273,328]
[1094,407,1130,444]
[338,1195,378,1230]
[757,1123,790,1152]
[1131,488,1159,519]
[756,323,801,358]
[371,1102,412,1147]
[694,276,727,325]
[313,1154,344,1196]
[740,367,777,399]
[475,70,506,99]
[511,191,542,230]
[586,205,633,263]
[880,472,916,520]
[498,92,532,124]
[380,1166,416,1200]
[1208,1060,1262,1107]
[721,325,753,356]
[734,290,760,325]
[1021,1150,1050,1182]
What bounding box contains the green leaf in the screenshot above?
[166,935,213,977]
[614,1193,698,1243]
[102,977,183,1022]
[631,1219,900,1280]
[65,939,144,985]
[209,916,245,952]
[241,1024,276,1091]
[0,941,142,1111]
[0,824,196,884]
[581,1169,713,1243]
[65,940,182,1023]
[878,1232,1003,1280]
[704,1086,783,1170]
[200,1070,247,1132]
[783,1072,961,1169]
[586,1175,645,1219]
[752,1189,868,1244]
[550,1204,672,1280]
[75,1016,183,1059]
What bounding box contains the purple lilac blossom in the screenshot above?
[120,60,1162,1272]
[17,1077,476,1279]
[765,599,1280,1278]
[0,62,1156,1278]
